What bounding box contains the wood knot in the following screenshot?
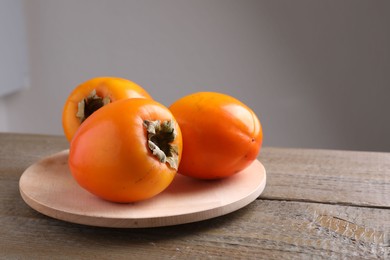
[314,215,387,246]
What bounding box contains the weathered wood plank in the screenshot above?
[1,133,390,259]
[0,133,68,171]
[259,147,390,208]
[1,195,389,259]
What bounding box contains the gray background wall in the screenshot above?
[1,0,389,152]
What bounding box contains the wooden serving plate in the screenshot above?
[19,150,266,228]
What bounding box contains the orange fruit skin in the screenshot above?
[169,92,262,179]
[69,98,182,203]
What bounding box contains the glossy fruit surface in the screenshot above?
[69,98,182,203]
[169,92,262,179]
[62,77,152,141]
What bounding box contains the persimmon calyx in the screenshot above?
[143,120,179,170]
[76,89,111,123]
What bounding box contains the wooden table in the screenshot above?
[1,133,389,259]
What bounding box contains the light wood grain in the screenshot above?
[259,147,390,208]
[1,133,390,259]
[19,150,266,227]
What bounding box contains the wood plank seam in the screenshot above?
[257,196,390,210]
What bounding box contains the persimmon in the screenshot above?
[68,98,182,203]
[62,77,152,141]
[169,92,262,179]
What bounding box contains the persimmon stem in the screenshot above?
[143,120,179,170]
[76,89,110,123]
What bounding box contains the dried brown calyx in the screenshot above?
[143,120,179,170]
[76,89,110,123]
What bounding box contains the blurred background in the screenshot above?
[0,0,389,151]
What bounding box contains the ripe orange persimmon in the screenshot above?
[62,77,152,141]
[68,98,182,203]
[169,92,262,179]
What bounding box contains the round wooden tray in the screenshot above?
[19,150,266,228]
